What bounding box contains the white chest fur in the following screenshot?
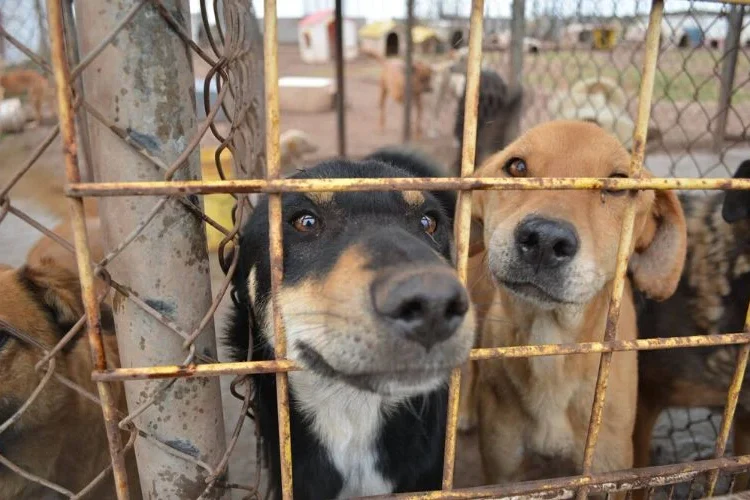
[290,371,394,498]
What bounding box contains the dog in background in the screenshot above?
[634,160,750,489]
[379,57,433,139]
[469,121,687,484]
[0,68,55,124]
[0,260,139,499]
[547,77,636,150]
[226,147,475,499]
[453,69,523,173]
[279,129,319,176]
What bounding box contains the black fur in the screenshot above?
[454,69,523,169]
[226,148,457,499]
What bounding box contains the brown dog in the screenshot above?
[634,160,750,491]
[0,260,139,499]
[0,69,54,123]
[469,121,687,485]
[379,58,433,139]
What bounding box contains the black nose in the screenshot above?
[372,268,469,350]
[515,217,579,270]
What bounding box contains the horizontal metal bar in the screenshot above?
[92,332,750,382]
[360,455,750,500]
[67,177,750,197]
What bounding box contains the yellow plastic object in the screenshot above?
[200,147,235,251]
[593,28,617,50]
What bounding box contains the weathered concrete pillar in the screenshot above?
[75,1,227,498]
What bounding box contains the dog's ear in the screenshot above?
[722,160,750,223]
[630,189,687,301]
[19,258,84,333]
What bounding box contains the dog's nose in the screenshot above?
[372,268,469,350]
[515,217,579,269]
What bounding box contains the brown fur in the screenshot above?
[0,260,139,499]
[633,188,750,489]
[0,69,55,123]
[467,121,687,486]
[379,58,433,139]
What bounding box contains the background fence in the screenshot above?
[0,0,749,499]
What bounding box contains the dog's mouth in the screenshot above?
[296,342,450,396]
[500,279,574,305]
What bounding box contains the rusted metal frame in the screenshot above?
[0,26,53,75]
[713,4,744,152]
[46,1,131,498]
[403,0,414,142]
[706,303,750,495]
[576,2,664,497]
[442,0,484,490]
[363,455,750,500]
[507,0,525,140]
[91,331,750,382]
[264,1,294,498]
[67,176,750,197]
[334,0,346,156]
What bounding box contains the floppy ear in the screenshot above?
[19,258,84,333]
[629,189,687,301]
[722,160,750,223]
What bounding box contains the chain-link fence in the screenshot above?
[2,0,750,499]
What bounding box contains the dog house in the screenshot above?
[359,20,440,58]
[297,10,358,64]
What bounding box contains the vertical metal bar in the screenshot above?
[264,1,293,498]
[403,0,414,143]
[46,1,130,498]
[442,0,485,490]
[713,5,744,153]
[334,0,346,157]
[576,1,664,498]
[75,1,228,497]
[706,332,750,495]
[507,0,525,140]
[62,0,95,184]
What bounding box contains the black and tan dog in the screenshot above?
[468,121,687,484]
[226,148,475,499]
[0,259,138,499]
[634,160,750,485]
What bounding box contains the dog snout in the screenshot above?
[372,268,469,350]
[515,217,579,270]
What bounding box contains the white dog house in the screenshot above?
[298,10,358,64]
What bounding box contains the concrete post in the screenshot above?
[75,1,228,498]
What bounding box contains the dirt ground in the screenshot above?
[1,42,749,498]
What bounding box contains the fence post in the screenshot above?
[334,0,346,157]
[403,0,414,143]
[74,1,228,498]
[508,0,525,140]
[713,4,744,153]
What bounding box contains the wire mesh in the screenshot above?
[1,0,750,499]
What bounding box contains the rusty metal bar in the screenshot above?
[507,0,525,140]
[443,0,484,489]
[66,176,750,197]
[74,1,228,497]
[713,4,744,152]
[91,331,750,382]
[46,1,131,498]
[706,300,750,495]
[363,455,750,500]
[264,1,294,498]
[576,2,664,497]
[403,0,414,142]
[334,0,346,157]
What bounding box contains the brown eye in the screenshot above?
[421,215,437,235]
[292,213,319,232]
[605,173,629,196]
[503,158,527,177]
